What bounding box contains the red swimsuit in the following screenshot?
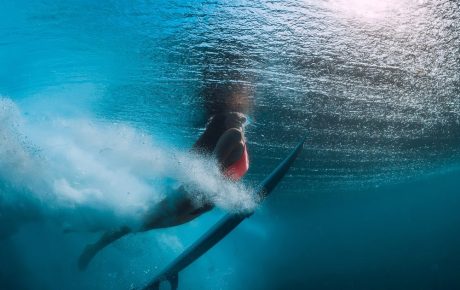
[224,143,249,180]
[188,143,249,217]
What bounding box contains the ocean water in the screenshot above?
[1,1,459,289]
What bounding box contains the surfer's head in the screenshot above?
[205,112,247,132]
[223,112,247,130]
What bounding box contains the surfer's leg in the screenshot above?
[140,189,196,230]
[140,186,213,231]
[78,226,131,271]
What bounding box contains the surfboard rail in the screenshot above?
[141,137,305,290]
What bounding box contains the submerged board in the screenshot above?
[141,137,306,290]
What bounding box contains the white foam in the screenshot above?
[0,97,256,234]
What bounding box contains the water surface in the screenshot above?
[1,1,459,289]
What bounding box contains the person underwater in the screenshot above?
[78,111,249,270]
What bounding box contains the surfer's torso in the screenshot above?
[224,142,249,180]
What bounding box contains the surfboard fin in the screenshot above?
[144,274,178,290]
[169,274,179,290]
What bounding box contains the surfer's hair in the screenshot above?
[193,112,247,154]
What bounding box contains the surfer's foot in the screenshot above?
[78,244,97,271]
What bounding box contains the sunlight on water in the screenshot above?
[326,0,408,20]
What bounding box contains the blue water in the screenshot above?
[1,1,460,289]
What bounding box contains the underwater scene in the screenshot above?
[1,0,459,289]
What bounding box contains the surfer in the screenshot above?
[78,111,249,270]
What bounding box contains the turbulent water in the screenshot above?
[1,1,459,289]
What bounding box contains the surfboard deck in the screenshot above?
[140,137,305,290]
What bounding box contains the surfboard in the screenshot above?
[141,137,306,290]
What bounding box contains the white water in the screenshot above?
[0,97,255,237]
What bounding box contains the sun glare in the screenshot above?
[328,0,405,20]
